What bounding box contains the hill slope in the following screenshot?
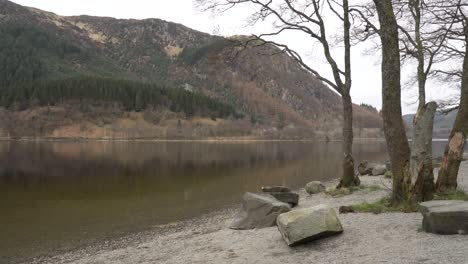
[0,0,383,139]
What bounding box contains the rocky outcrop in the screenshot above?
[358,161,377,175]
[276,205,343,246]
[305,181,325,194]
[230,192,291,230]
[268,192,299,207]
[372,165,387,176]
[262,186,298,207]
[358,161,387,176]
[419,200,468,235]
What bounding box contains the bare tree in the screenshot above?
[352,0,464,203]
[435,1,468,191]
[394,0,460,201]
[196,0,360,187]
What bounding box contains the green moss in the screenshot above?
[434,190,468,201]
[325,185,382,197]
[351,190,468,214]
[351,197,419,214]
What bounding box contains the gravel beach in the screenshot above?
[33,162,468,264]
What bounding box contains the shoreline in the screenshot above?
[31,162,468,264]
[0,137,387,143]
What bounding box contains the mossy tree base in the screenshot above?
[337,155,360,188]
[350,190,468,214]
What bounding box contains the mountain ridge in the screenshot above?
[0,0,383,139]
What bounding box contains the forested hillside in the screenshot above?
[0,0,383,139]
[0,77,238,117]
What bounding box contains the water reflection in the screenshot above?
[0,140,393,263]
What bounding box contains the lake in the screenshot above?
[0,140,452,263]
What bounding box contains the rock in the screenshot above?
[276,205,343,246]
[358,161,388,176]
[372,165,387,176]
[269,192,299,207]
[358,161,377,175]
[385,161,392,170]
[419,200,468,235]
[261,186,298,206]
[339,206,355,214]
[230,192,291,230]
[384,171,393,179]
[305,181,325,194]
[262,186,291,193]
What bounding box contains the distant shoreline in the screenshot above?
[0,137,387,143]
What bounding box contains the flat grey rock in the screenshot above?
[372,165,387,176]
[230,192,291,230]
[358,161,377,175]
[419,200,468,235]
[276,204,343,246]
[262,186,291,193]
[269,192,299,207]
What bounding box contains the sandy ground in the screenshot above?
[33,162,468,264]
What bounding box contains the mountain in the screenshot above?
[403,110,457,139]
[0,0,383,139]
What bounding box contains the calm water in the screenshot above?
[0,141,451,263]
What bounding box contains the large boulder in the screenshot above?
[372,165,387,176]
[419,200,468,235]
[276,204,343,246]
[230,192,291,230]
[262,186,298,207]
[358,161,377,175]
[269,192,299,207]
[305,181,325,194]
[262,186,291,193]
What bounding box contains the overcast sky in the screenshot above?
[10,0,460,114]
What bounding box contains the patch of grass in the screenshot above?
[349,190,468,215]
[325,185,382,197]
[325,188,351,197]
[434,190,468,201]
[351,197,419,214]
[364,185,383,192]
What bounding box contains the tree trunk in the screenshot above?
[337,93,360,188]
[436,22,468,192]
[436,132,466,191]
[410,102,437,202]
[412,0,426,110]
[373,0,412,204]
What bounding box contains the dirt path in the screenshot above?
[34,162,468,264]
